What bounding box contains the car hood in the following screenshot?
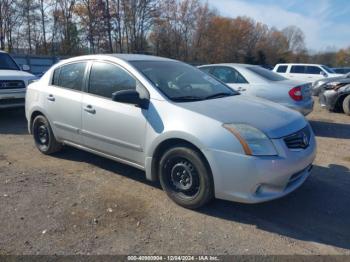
[0,70,37,81]
[328,73,344,78]
[178,95,307,139]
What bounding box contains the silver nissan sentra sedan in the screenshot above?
[25,54,317,209]
[198,63,314,116]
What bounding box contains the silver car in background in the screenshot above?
[199,64,314,115]
[26,54,316,209]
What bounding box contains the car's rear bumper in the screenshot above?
[284,98,314,116]
[203,126,317,203]
[0,90,26,108]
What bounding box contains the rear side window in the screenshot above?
[305,66,322,74]
[211,67,248,84]
[53,62,87,91]
[276,65,287,73]
[52,67,61,86]
[290,66,305,74]
[88,62,136,99]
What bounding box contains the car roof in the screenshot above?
[109,54,175,62]
[199,63,257,68]
[275,63,325,67]
[52,54,178,68]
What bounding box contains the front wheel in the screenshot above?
[159,145,214,209]
[32,115,62,154]
[342,95,350,115]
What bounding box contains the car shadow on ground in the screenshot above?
[200,164,350,250]
[309,120,350,139]
[55,146,350,250]
[0,108,28,135]
[53,147,160,189]
[2,108,350,250]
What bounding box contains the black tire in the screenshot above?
[343,95,350,115]
[159,145,214,209]
[32,115,62,154]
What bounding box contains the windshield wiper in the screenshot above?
[204,92,234,100]
[171,96,204,102]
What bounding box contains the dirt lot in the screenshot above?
[0,100,349,255]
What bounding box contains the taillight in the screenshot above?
[289,86,303,101]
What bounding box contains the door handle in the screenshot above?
[237,87,246,92]
[47,94,55,101]
[84,105,96,114]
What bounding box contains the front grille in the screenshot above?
[0,98,25,105]
[0,80,25,89]
[284,126,311,149]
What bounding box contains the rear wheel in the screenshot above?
[159,145,214,209]
[32,115,62,154]
[342,95,350,115]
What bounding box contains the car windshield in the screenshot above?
[131,61,238,102]
[321,65,336,74]
[247,66,287,81]
[0,53,20,70]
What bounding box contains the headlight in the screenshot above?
[223,123,277,156]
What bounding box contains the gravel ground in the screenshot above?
[0,100,349,255]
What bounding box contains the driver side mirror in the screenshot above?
[320,71,328,78]
[112,89,149,109]
[22,64,31,71]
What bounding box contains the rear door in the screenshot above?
[81,61,148,166]
[288,65,309,81]
[275,65,288,77]
[45,62,87,143]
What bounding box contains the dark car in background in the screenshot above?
[332,67,350,74]
[312,73,350,96]
[319,79,350,115]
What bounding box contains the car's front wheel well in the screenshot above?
[151,138,212,182]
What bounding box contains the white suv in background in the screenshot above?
[273,63,343,83]
[0,51,37,109]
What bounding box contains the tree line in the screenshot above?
[0,0,349,67]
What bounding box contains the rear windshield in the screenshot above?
[247,66,287,81]
[0,53,20,70]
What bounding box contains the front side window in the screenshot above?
[247,66,287,81]
[0,53,20,70]
[131,61,237,102]
[290,66,305,74]
[305,66,322,74]
[211,67,248,84]
[89,62,136,99]
[277,65,287,73]
[54,62,87,91]
[321,65,336,74]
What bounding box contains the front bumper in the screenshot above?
[203,127,317,203]
[0,89,26,109]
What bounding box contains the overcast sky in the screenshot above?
[205,0,350,52]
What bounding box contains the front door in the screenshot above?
[81,61,147,166]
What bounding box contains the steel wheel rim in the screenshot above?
[35,123,49,146]
[164,157,200,198]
